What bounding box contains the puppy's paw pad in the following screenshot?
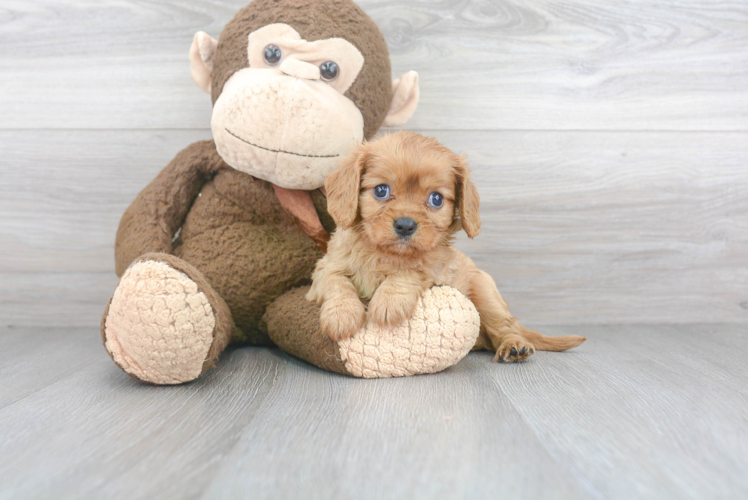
[495,338,535,363]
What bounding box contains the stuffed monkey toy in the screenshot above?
[101,0,480,384]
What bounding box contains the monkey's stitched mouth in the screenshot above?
[226,129,339,159]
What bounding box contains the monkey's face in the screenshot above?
[211,24,366,190]
[190,1,421,190]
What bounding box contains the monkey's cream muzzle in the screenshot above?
[212,69,364,190]
[211,23,366,190]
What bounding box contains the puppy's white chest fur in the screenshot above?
[337,228,460,300]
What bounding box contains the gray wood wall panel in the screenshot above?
[1,129,746,326]
[1,0,747,131]
[1,0,747,327]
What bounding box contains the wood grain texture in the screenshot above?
[200,351,585,500]
[477,323,748,500]
[0,328,288,500]
[446,130,748,325]
[1,129,746,326]
[1,0,747,130]
[2,2,747,499]
[0,325,746,499]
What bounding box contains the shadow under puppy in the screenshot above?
[307,131,585,362]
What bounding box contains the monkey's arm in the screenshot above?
[114,140,227,276]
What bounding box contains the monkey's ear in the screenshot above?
[382,71,420,128]
[454,155,481,239]
[325,146,368,229]
[190,31,219,93]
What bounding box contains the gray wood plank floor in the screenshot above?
[1,324,746,500]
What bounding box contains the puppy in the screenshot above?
[307,131,585,362]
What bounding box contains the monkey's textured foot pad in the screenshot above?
[341,287,480,377]
[102,259,216,385]
[265,286,480,378]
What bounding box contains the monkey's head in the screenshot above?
[189,0,420,190]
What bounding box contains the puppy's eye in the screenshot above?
[320,61,339,82]
[264,44,282,66]
[373,184,391,200]
[428,192,444,208]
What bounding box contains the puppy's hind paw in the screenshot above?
[495,335,535,363]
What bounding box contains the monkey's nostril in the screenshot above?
[394,218,417,238]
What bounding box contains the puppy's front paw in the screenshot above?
[320,298,366,341]
[495,335,535,363]
[367,290,419,328]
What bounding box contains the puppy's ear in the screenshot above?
[325,145,367,229]
[453,155,481,238]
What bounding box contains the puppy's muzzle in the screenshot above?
[394,217,417,239]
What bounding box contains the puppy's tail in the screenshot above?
[522,329,586,352]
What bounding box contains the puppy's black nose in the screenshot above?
[394,218,417,238]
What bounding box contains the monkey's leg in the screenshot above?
[265,286,481,378]
[101,253,234,385]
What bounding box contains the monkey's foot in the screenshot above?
[266,286,481,378]
[101,254,232,385]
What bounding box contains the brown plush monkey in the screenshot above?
[102,0,479,384]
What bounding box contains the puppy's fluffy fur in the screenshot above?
[307,131,585,362]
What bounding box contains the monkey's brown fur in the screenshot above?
[104,0,396,383]
[211,0,392,140]
[308,132,587,362]
[102,0,548,382]
[112,139,335,346]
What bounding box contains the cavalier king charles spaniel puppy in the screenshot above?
[307,131,585,362]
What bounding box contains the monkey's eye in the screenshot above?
[373,184,391,200]
[427,192,444,208]
[319,61,339,82]
[264,44,282,66]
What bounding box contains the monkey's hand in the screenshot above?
[320,297,366,341]
[367,279,422,329]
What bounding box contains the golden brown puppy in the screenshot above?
[307,131,585,362]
